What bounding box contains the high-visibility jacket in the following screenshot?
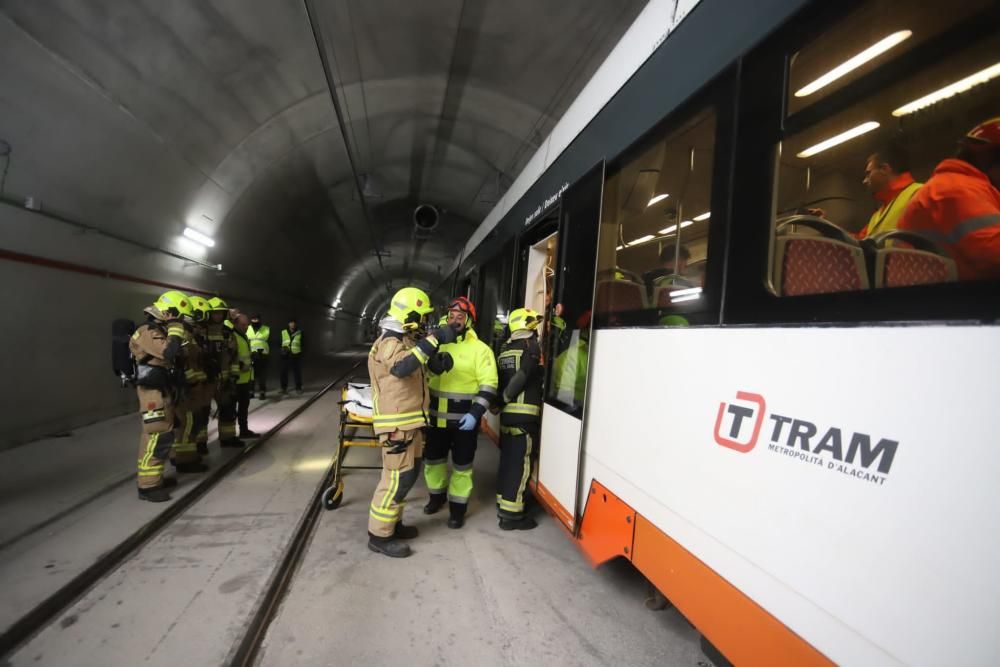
[497,333,542,427]
[552,336,588,408]
[233,331,253,385]
[428,328,498,428]
[855,172,922,240]
[204,321,237,381]
[249,324,270,355]
[368,331,430,434]
[899,158,1000,280]
[282,329,302,355]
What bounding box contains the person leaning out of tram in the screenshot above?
[423,296,498,529]
[495,307,544,531]
[367,287,457,558]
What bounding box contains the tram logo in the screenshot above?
[714,391,766,453]
[714,390,900,486]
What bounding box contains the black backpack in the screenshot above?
[112,318,137,386]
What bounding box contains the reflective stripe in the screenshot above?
[412,346,429,363]
[479,384,497,394]
[428,410,466,421]
[500,425,526,436]
[498,497,524,512]
[369,505,400,522]
[452,461,474,472]
[429,390,477,400]
[380,469,399,510]
[950,213,1000,243]
[472,396,490,408]
[142,409,166,423]
[502,403,540,416]
[372,411,426,428]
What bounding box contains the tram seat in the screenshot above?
[595,279,647,313]
[773,215,869,296]
[869,230,957,288]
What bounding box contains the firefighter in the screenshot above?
[206,297,243,449]
[129,291,190,502]
[495,308,544,530]
[188,296,215,458]
[171,295,211,473]
[423,296,498,529]
[232,313,258,438]
[367,287,457,558]
[248,314,270,399]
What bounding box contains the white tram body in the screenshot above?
[446,0,1000,663]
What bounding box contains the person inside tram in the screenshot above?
[552,310,591,410]
[856,142,923,241]
[642,244,694,297]
[898,117,1000,281]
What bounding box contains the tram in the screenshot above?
[440,0,1000,664]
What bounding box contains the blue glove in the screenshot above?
[457,413,477,431]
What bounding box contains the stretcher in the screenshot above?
[322,380,381,510]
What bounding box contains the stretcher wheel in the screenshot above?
[322,480,344,510]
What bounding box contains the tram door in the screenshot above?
[535,162,604,533]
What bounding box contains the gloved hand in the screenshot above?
[430,325,458,345]
[457,413,477,431]
[427,351,454,374]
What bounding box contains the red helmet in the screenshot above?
[965,117,1000,146]
[447,296,477,323]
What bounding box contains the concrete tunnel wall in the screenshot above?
[0,203,367,451]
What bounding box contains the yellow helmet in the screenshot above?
[149,290,193,320]
[207,296,229,312]
[387,287,433,329]
[438,314,449,326]
[508,307,541,333]
[189,295,210,322]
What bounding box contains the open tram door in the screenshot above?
[530,162,604,533]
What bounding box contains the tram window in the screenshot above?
[595,108,716,326]
[771,6,1000,297]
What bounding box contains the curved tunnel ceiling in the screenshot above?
[0,0,647,314]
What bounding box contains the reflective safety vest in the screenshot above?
[552,336,588,408]
[858,173,922,240]
[899,158,1000,280]
[497,334,542,427]
[282,329,302,355]
[368,331,429,434]
[428,328,498,428]
[234,331,253,385]
[249,324,270,355]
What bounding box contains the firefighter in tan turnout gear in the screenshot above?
[367,286,458,558]
[129,291,190,502]
[171,296,211,474]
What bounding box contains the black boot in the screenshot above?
[499,516,538,531]
[240,429,260,439]
[161,477,178,488]
[220,437,246,448]
[447,502,466,529]
[138,486,171,503]
[196,443,208,455]
[174,461,209,473]
[423,493,446,515]
[393,523,419,539]
[367,534,412,558]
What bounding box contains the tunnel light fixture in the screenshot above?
[796,121,880,158]
[794,30,912,98]
[647,193,669,207]
[183,227,215,247]
[892,62,1000,117]
[693,211,711,221]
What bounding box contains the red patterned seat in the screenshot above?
[774,237,869,296]
[876,249,957,287]
[595,280,646,314]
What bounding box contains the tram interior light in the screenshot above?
[630,234,655,245]
[892,62,1000,117]
[693,211,711,221]
[183,227,215,247]
[795,30,911,98]
[797,121,880,158]
[647,193,669,207]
